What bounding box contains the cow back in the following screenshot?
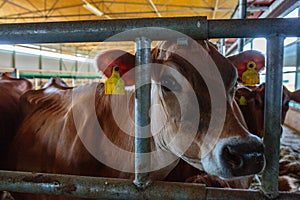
[0,74,32,169]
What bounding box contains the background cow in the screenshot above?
[8,40,265,199]
[227,50,265,84]
[178,50,300,191]
[235,84,300,138]
[0,73,32,200]
[234,85,300,191]
[0,73,32,169]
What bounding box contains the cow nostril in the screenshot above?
[221,139,265,177]
[223,146,244,170]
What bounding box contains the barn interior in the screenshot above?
[0,1,298,87]
[0,0,300,199]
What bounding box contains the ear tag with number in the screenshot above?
[242,61,259,86]
[239,96,247,106]
[105,66,125,95]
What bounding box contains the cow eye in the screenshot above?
[161,75,181,92]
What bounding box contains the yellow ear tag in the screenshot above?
[104,66,125,95]
[242,61,259,86]
[239,96,247,106]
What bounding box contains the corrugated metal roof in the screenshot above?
[0,0,239,23]
[0,0,280,55]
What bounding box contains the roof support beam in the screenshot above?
[47,0,61,17]
[212,0,220,19]
[0,8,236,20]
[5,0,38,15]
[226,0,300,55]
[147,0,162,17]
[0,1,6,9]
[82,0,111,19]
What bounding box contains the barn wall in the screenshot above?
[284,108,300,133]
[15,53,39,69]
[41,57,60,71]
[0,50,88,73]
[61,59,74,71]
[0,51,13,68]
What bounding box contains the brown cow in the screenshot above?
[9,40,265,199]
[235,84,300,138]
[233,84,300,191]
[19,77,72,119]
[0,73,32,169]
[41,77,71,89]
[227,50,265,83]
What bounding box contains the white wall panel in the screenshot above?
[15,53,39,69]
[61,59,76,71]
[0,51,13,68]
[42,57,60,71]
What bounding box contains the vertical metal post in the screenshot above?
[12,69,19,78]
[262,34,285,199]
[133,37,152,188]
[295,39,300,90]
[34,78,38,89]
[39,46,42,70]
[10,47,18,78]
[238,0,247,52]
[296,9,300,90]
[59,46,63,71]
[12,47,16,69]
[219,38,226,55]
[75,47,79,72]
[88,63,91,72]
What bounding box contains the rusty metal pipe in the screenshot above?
[0,170,207,199]
[238,0,247,52]
[0,170,300,199]
[206,187,300,200]
[0,17,207,43]
[208,18,300,38]
[134,37,152,188]
[262,34,285,199]
[0,18,299,44]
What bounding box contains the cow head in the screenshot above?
[96,40,265,179]
[235,84,300,138]
[227,50,265,83]
[96,49,135,86]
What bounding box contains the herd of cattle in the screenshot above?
[1,39,300,199]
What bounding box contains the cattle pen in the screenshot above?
[0,17,299,199]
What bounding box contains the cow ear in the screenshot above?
[227,50,265,80]
[96,50,135,86]
[0,72,12,80]
[291,89,300,103]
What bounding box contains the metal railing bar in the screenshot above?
[261,34,285,199]
[134,37,152,188]
[208,18,300,38]
[0,170,299,199]
[0,17,299,44]
[0,17,299,199]
[0,17,207,44]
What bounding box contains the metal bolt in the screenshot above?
[197,21,201,28]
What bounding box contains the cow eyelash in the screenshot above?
[160,75,182,92]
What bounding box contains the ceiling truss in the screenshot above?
[0,0,288,56]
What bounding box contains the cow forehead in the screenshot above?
[151,40,237,91]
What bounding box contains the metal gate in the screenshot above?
[0,17,299,199]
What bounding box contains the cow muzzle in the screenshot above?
[220,135,265,177]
